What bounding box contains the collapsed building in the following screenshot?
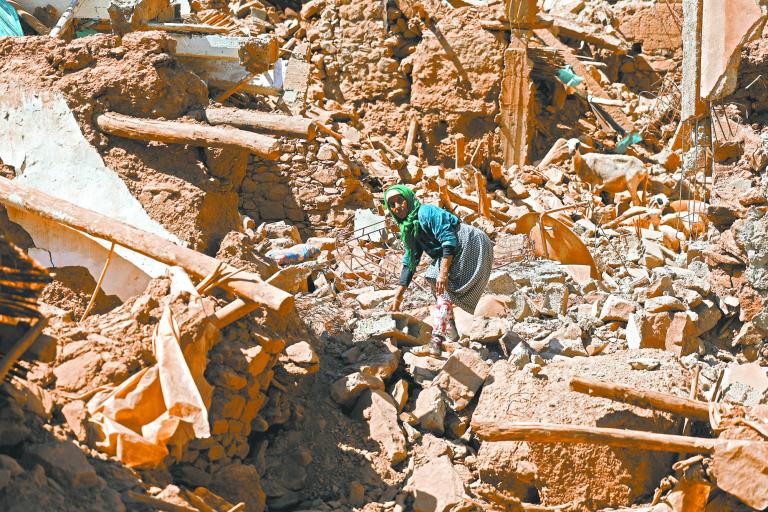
[0,0,767,511]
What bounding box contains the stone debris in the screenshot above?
[0,0,766,510]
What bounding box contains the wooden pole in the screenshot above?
[0,177,293,316]
[49,0,81,38]
[96,112,281,159]
[404,117,418,155]
[474,170,491,219]
[214,72,258,103]
[569,376,710,422]
[80,242,115,322]
[472,421,728,453]
[0,317,47,382]
[211,298,259,329]
[198,107,317,140]
[455,134,466,168]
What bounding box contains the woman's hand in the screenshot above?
[435,255,453,297]
[435,273,448,297]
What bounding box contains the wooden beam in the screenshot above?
[404,117,418,156]
[474,170,491,219]
[96,112,280,159]
[198,107,316,140]
[473,421,731,454]
[0,177,293,317]
[534,28,635,134]
[569,377,710,422]
[548,16,628,53]
[145,22,231,34]
[455,134,466,168]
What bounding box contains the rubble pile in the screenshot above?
[0,0,767,511]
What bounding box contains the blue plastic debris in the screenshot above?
[614,132,643,154]
[0,0,23,37]
[556,65,583,88]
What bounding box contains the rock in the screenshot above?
[61,400,88,442]
[409,456,465,512]
[642,239,665,268]
[733,322,764,348]
[348,480,366,507]
[390,379,409,412]
[629,358,661,370]
[599,295,636,322]
[644,296,687,313]
[647,275,673,297]
[54,351,103,392]
[553,338,589,357]
[354,340,401,380]
[353,313,432,346]
[474,294,511,317]
[508,342,531,369]
[402,351,444,385]
[0,455,23,478]
[23,441,100,489]
[472,353,687,508]
[285,341,319,365]
[487,271,516,295]
[530,323,582,353]
[692,299,722,336]
[462,317,508,344]
[330,372,384,407]
[267,265,311,294]
[625,311,698,356]
[211,463,266,512]
[541,283,569,317]
[356,288,397,309]
[433,349,490,412]
[412,386,446,434]
[723,362,768,394]
[358,390,407,465]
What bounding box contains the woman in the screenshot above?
[385,185,494,356]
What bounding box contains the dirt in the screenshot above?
[38,266,122,319]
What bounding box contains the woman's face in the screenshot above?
[387,194,409,221]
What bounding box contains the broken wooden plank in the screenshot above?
[570,376,710,422]
[96,112,281,159]
[0,177,294,316]
[145,22,231,34]
[473,421,738,454]
[196,107,316,140]
[547,15,629,53]
[534,28,635,134]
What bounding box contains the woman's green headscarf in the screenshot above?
[384,185,421,271]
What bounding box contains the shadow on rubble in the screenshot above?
[0,381,154,512]
[246,361,391,509]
